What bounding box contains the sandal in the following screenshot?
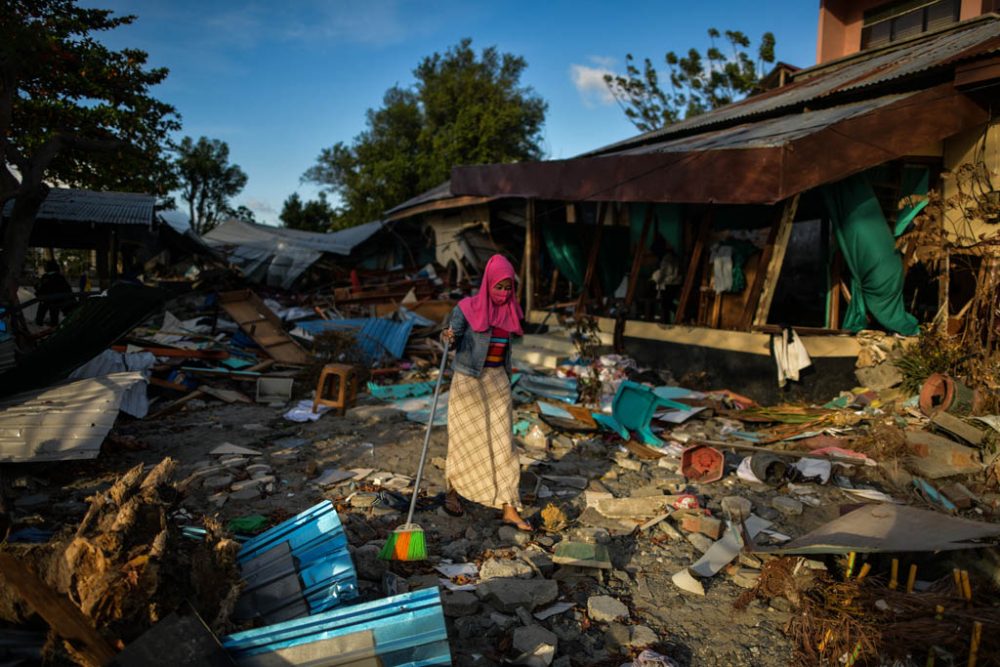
[443,491,465,517]
[502,506,532,532]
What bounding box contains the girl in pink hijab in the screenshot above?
[441,255,529,530]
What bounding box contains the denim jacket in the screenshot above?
[448,306,513,378]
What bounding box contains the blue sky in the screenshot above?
[93,1,820,226]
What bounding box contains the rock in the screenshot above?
[246,463,273,476]
[352,543,389,581]
[220,456,249,468]
[441,538,471,561]
[442,591,479,617]
[250,473,276,484]
[604,622,632,652]
[567,527,610,545]
[616,458,643,472]
[731,568,762,589]
[855,363,903,391]
[498,525,531,547]
[630,625,658,648]
[685,532,714,553]
[480,558,534,581]
[202,474,234,492]
[229,487,261,501]
[515,606,534,627]
[512,625,558,667]
[632,485,666,498]
[190,464,227,478]
[595,496,672,519]
[520,549,556,577]
[586,595,629,623]
[407,574,440,590]
[772,496,804,516]
[552,657,572,667]
[477,578,558,612]
[490,612,518,631]
[722,496,753,521]
[208,492,228,508]
[231,478,263,492]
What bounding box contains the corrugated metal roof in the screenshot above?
[295,317,415,362]
[1,187,156,226]
[612,92,913,155]
[204,218,385,256]
[588,16,1000,157]
[0,372,145,463]
[385,181,454,216]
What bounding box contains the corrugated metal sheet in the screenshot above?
[0,372,145,463]
[384,181,453,216]
[222,588,451,667]
[1,187,156,226]
[296,318,415,362]
[588,17,1000,157]
[204,219,385,257]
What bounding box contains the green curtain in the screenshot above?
[822,174,919,335]
[629,203,682,252]
[894,165,930,237]
[541,223,629,294]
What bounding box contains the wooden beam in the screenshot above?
[827,250,842,329]
[523,199,536,315]
[615,204,656,351]
[675,208,713,325]
[738,208,782,330]
[575,202,608,315]
[752,194,800,327]
[0,552,117,667]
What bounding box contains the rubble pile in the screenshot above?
[1,266,999,667]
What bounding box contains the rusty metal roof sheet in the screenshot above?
[588,16,1000,157]
[1,187,156,226]
[0,372,146,463]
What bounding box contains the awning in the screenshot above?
[450,84,987,204]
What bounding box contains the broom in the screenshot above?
[378,338,450,561]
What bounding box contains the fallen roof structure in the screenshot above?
[203,219,389,288]
[0,371,146,463]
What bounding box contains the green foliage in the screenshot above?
[230,205,257,224]
[172,136,248,235]
[604,28,776,132]
[280,192,337,232]
[894,326,967,395]
[0,0,180,199]
[304,38,547,229]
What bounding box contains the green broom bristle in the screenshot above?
[377,524,426,561]
[405,529,426,561]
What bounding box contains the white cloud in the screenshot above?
[570,61,616,107]
[244,197,276,215]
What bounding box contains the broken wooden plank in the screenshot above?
[675,208,713,324]
[753,194,799,327]
[576,202,608,316]
[0,552,117,667]
[931,411,986,447]
[218,290,308,365]
[739,206,783,330]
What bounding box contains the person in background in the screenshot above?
[35,260,73,327]
[440,254,530,531]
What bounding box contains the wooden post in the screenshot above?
[675,207,714,325]
[739,199,795,330]
[827,250,843,329]
[0,552,116,667]
[523,199,536,316]
[753,194,800,327]
[576,202,608,315]
[109,229,119,282]
[615,204,656,351]
[95,234,109,290]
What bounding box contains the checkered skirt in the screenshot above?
[446,366,521,510]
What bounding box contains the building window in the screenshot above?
[861,0,961,50]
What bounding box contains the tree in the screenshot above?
[230,205,257,224]
[280,192,337,232]
[0,0,180,311]
[173,136,248,235]
[604,29,776,132]
[304,38,547,228]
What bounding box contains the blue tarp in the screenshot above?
[297,318,415,362]
[223,588,451,667]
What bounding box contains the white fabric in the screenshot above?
[68,350,156,417]
[773,328,812,387]
[710,244,733,293]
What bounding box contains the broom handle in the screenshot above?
[404,338,450,526]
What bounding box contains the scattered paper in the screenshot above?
[283,399,330,422]
[653,406,706,424]
[689,515,771,578]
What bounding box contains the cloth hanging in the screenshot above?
[710,244,733,293]
[773,328,813,388]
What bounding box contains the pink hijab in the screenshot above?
[458,255,524,335]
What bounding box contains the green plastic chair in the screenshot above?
[611,381,690,446]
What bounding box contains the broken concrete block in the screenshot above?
[245,463,273,476]
[480,558,534,581]
[231,478,263,492]
[512,625,557,666]
[629,625,659,648]
[229,487,261,501]
[220,456,249,469]
[772,496,804,516]
[552,542,612,569]
[250,473,276,484]
[731,567,762,589]
[586,595,629,623]
[905,431,983,479]
[604,622,631,652]
[477,578,558,613]
[211,443,262,457]
[677,513,723,540]
[202,474,234,492]
[595,496,672,519]
[498,525,532,547]
[671,568,705,596]
[941,482,977,510]
[566,526,611,545]
[490,612,518,631]
[352,543,389,581]
[722,496,753,521]
[931,412,986,447]
[685,532,714,553]
[442,591,479,617]
[855,363,903,391]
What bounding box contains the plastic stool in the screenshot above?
[612,381,690,446]
[313,364,359,414]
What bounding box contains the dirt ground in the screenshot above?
[4,390,898,666]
